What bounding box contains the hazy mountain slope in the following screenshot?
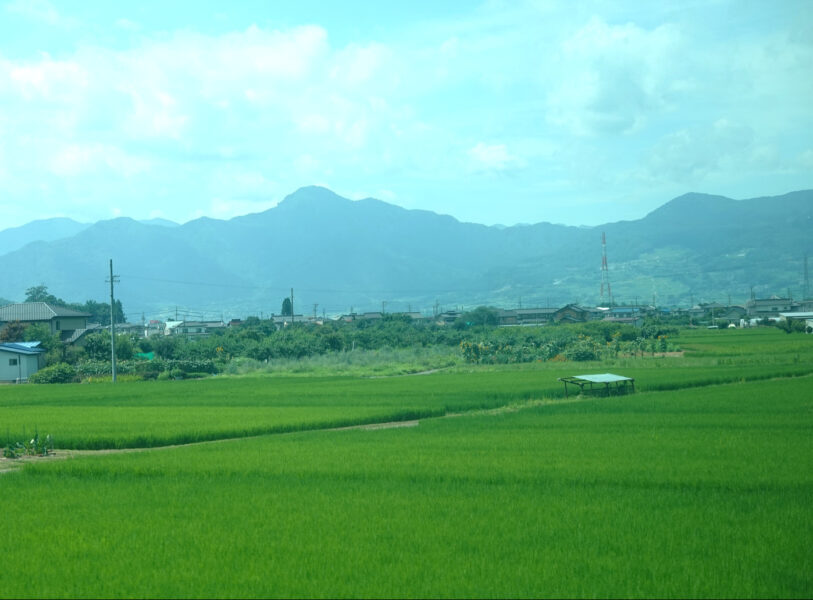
[0,187,810,315]
[0,217,90,256]
[0,218,255,312]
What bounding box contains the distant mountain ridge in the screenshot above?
[0,187,810,318]
[0,217,90,256]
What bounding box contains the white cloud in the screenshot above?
[0,4,810,230]
[5,55,87,101]
[210,167,277,199]
[798,149,813,169]
[547,16,685,135]
[644,119,761,183]
[468,142,525,171]
[5,0,75,28]
[120,87,188,139]
[330,42,394,88]
[50,143,149,177]
[115,18,140,32]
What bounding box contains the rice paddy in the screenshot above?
[0,327,811,597]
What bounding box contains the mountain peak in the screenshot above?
[278,186,351,209]
[644,192,736,223]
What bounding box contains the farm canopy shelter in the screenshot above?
[558,373,635,397]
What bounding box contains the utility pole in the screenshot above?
[313,304,318,320]
[107,259,120,383]
[804,254,810,299]
[689,293,693,327]
[290,288,294,324]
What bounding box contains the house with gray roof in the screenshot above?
[745,296,800,318]
[0,302,91,342]
[498,308,557,326]
[0,342,46,383]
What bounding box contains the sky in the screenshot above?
[0,0,811,230]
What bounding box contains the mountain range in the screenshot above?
[0,186,810,320]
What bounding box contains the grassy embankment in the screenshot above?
[0,327,811,597]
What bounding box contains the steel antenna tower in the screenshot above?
[600,232,613,307]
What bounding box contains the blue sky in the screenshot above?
[0,0,811,229]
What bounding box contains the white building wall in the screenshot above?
[0,350,42,382]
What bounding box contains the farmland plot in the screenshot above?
[1,373,811,598]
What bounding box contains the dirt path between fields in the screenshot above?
[0,418,425,474]
[367,368,448,379]
[0,395,596,475]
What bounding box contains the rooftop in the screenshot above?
[0,302,90,322]
[0,342,47,355]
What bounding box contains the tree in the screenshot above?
[457,306,499,328]
[23,286,126,325]
[23,323,64,366]
[25,284,61,304]
[281,297,292,316]
[82,332,110,361]
[0,320,27,342]
[81,299,126,325]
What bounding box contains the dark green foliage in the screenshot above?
[106,317,680,371]
[82,332,135,361]
[281,297,292,316]
[562,337,600,361]
[22,323,63,365]
[3,431,53,458]
[0,320,28,342]
[24,284,60,304]
[29,362,77,384]
[775,319,809,334]
[456,306,499,328]
[22,284,126,324]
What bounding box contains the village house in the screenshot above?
[745,296,800,319]
[554,304,603,323]
[436,310,462,325]
[0,302,91,342]
[170,320,227,338]
[0,342,46,383]
[498,308,558,326]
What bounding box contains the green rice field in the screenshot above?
[1,327,811,597]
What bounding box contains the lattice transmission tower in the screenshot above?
[600,232,613,307]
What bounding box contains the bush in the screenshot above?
[156,371,171,381]
[29,363,77,384]
[563,337,600,361]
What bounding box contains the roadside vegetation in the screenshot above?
[17,307,687,382]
